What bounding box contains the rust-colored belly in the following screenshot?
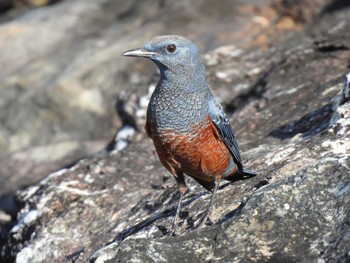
[148,116,235,184]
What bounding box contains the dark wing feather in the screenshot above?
[208,96,242,170]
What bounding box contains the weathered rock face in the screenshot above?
[0,0,279,201]
[1,0,350,262]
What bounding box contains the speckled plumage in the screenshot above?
[123,35,256,234]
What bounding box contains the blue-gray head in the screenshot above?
[123,35,207,88]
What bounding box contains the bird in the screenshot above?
[122,35,256,235]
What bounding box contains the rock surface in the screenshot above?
[1,0,350,262]
[0,0,280,200]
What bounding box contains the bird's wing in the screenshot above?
[208,96,242,169]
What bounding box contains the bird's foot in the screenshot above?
[196,212,213,229]
[168,221,180,237]
[168,229,178,237]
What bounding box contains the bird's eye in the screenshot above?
[166,44,176,53]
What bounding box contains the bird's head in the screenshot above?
[123,35,206,83]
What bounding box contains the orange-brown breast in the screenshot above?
[146,115,236,185]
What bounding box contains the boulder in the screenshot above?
[1,0,350,262]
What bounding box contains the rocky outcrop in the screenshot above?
[1,0,350,262]
[0,0,288,201]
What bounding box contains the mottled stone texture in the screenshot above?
[1,0,278,199]
[1,0,350,262]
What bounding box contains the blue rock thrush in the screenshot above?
[123,35,256,234]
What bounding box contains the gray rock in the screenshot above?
[0,0,278,199]
[1,0,350,262]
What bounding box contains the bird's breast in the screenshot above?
[147,89,208,134]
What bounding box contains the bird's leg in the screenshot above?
[170,172,187,236]
[197,177,221,228]
[171,191,184,236]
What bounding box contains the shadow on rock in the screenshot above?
[269,103,334,139]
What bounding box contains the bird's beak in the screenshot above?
[122,48,157,58]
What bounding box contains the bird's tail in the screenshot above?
[242,167,258,177]
[226,166,258,182]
